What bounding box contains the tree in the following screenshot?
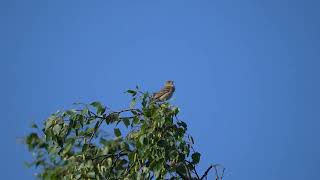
[24,87,225,179]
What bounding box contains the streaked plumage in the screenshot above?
[152,80,175,101]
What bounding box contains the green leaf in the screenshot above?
[85,127,95,136]
[131,109,138,115]
[106,113,119,124]
[82,144,89,152]
[139,135,148,145]
[81,108,89,115]
[30,123,38,129]
[157,140,166,147]
[133,116,140,124]
[114,128,121,137]
[172,107,180,115]
[149,160,157,169]
[57,137,64,147]
[176,163,187,176]
[97,106,106,115]
[178,153,186,162]
[65,110,76,116]
[90,101,102,108]
[62,143,73,155]
[45,116,56,129]
[128,153,135,162]
[126,90,137,96]
[122,118,130,128]
[177,121,187,129]
[24,161,34,168]
[26,133,39,150]
[130,97,136,109]
[120,141,129,150]
[90,101,106,115]
[35,159,45,167]
[191,152,201,164]
[87,171,95,178]
[52,124,62,135]
[141,92,149,108]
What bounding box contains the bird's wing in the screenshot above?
[158,91,173,101]
[153,86,172,99]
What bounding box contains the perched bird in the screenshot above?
[152,80,175,101]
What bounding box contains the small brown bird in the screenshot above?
[152,80,175,101]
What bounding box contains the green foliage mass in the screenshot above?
[25,89,222,180]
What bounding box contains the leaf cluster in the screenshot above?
[25,89,221,180]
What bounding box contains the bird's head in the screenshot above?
[165,80,174,86]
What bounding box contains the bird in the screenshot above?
[152,80,175,101]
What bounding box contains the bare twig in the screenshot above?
[199,164,225,180]
[221,167,225,179]
[200,165,214,180]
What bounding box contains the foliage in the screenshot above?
[24,88,224,179]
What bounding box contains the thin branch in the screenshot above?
[107,150,126,176]
[89,108,141,120]
[119,116,136,119]
[214,166,219,180]
[92,152,127,161]
[221,167,225,179]
[122,163,135,176]
[165,163,189,180]
[183,162,193,180]
[176,170,190,180]
[88,118,104,143]
[200,164,225,180]
[185,160,200,179]
[215,164,225,180]
[87,108,142,143]
[200,165,213,180]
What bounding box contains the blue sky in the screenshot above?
[1,0,320,179]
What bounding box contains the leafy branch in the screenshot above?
[24,88,224,179]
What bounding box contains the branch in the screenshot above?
[200,165,213,180]
[122,163,135,177]
[107,150,126,176]
[92,151,128,162]
[184,163,192,180]
[165,163,189,180]
[114,108,141,114]
[176,170,190,180]
[88,118,104,143]
[200,164,225,180]
[87,108,142,143]
[185,160,200,179]
[215,164,225,180]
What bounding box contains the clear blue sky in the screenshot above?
[1,1,319,179]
